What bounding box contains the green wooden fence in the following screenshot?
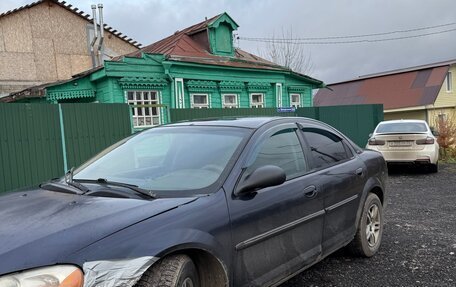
[0,103,132,193]
[170,104,384,147]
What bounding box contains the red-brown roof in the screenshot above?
[117,14,320,78]
[314,61,453,110]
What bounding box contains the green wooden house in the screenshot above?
[6,13,324,129]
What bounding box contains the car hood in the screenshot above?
[0,188,196,275]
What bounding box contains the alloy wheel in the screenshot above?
[365,203,381,247]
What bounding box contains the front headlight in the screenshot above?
[0,265,83,287]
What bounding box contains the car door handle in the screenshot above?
[355,168,364,176]
[303,185,318,198]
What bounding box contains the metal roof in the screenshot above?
[357,59,456,80]
[117,13,323,85]
[0,0,142,48]
[0,66,103,103]
[314,61,452,110]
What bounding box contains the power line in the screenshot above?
[239,22,456,45]
[239,22,456,41]
[239,27,456,45]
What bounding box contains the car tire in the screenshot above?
[429,162,438,173]
[348,193,384,257]
[135,254,200,287]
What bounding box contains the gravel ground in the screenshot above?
[281,163,456,287]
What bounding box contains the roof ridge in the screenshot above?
[122,14,223,58]
[181,14,222,35]
[326,59,456,86]
[0,0,142,48]
[357,59,456,80]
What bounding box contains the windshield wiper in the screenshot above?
[74,178,158,199]
[40,181,85,195]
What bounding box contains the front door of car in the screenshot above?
[299,125,366,255]
[226,123,325,287]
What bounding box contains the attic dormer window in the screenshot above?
[215,23,232,53]
[207,13,239,57]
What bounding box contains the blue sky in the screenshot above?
[2,0,455,83]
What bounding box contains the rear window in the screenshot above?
[376,122,428,133]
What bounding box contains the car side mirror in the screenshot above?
[368,133,373,138]
[235,165,286,196]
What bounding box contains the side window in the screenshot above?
[245,128,307,180]
[302,127,351,169]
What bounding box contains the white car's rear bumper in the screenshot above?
[366,145,439,164]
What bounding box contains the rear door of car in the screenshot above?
[226,122,325,286]
[298,123,366,256]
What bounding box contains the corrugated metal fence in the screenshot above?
[1,103,382,193]
[0,103,131,193]
[170,104,384,146]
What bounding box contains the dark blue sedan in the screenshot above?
[0,117,387,287]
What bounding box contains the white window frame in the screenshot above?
[445,71,452,92]
[222,94,238,108]
[276,83,282,107]
[175,78,185,108]
[290,93,301,108]
[125,90,161,128]
[191,93,210,109]
[250,93,264,108]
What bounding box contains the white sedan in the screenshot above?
[366,120,439,172]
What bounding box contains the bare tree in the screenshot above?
[435,111,456,160]
[259,28,314,75]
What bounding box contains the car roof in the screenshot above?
[166,117,311,129]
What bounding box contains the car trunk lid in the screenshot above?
[373,133,430,151]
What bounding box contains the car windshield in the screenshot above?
[74,126,249,194]
[376,122,428,134]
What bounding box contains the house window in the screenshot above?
[250,93,264,108]
[191,94,210,109]
[445,72,452,92]
[222,94,238,108]
[290,94,301,108]
[126,91,160,128]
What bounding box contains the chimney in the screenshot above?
[97,4,104,66]
[90,5,98,67]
